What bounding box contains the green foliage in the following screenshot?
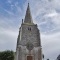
[0,50,14,60]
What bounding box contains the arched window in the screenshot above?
[28,27,31,31]
[30,28,31,31]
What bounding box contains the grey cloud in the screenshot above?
[0,28,18,51]
[41,32,60,60]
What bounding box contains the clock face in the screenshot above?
[26,42,34,50]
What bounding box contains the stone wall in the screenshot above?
[18,23,41,47]
[16,45,42,60]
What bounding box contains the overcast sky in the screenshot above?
[0,0,60,60]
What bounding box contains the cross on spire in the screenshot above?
[24,3,33,23]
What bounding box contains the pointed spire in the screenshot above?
[24,3,33,23]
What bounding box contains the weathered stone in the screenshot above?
[15,3,42,60]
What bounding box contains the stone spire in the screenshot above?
[24,3,33,23]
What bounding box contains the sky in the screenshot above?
[0,0,60,60]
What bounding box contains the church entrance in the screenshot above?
[27,56,33,60]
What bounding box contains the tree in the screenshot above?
[0,50,14,60]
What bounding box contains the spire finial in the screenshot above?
[28,2,29,6]
[27,2,29,10]
[24,3,33,24]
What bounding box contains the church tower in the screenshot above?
[16,3,42,60]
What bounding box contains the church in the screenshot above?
[15,3,42,60]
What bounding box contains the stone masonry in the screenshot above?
[15,3,42,60]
